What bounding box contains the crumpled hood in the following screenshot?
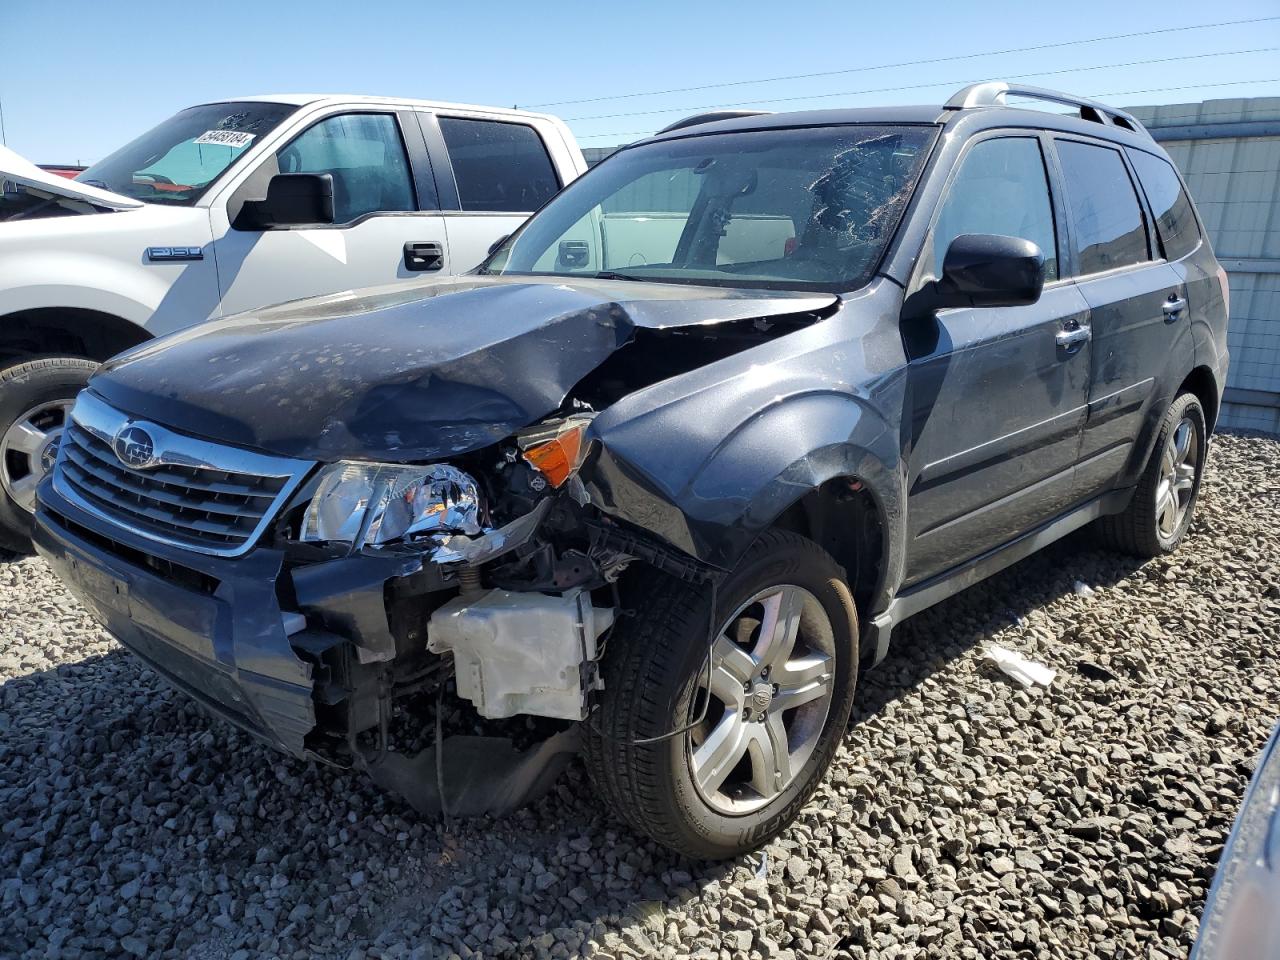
[0,144,141,210]
[90,275,836,462]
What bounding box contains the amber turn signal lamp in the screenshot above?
[521,422,588,487]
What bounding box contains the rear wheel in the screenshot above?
[0,357,98,554]
[1095,391,1207,558]
[583,530,858,859]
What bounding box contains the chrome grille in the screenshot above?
[51,392,312,556]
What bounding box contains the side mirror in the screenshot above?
[935,233,1045,309]
[235,173,335,230]
[487,234,510,256]
[557,240,590,269]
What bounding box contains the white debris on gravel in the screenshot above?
[2,433,1279,960]
[984,645,1058,688]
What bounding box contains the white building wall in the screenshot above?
[1130,97,1280,435]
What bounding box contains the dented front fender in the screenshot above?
[580,281,910,605]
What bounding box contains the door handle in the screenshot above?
[1055,323,1092,352]
[1163,295,1188,321]
[404,241,444,272]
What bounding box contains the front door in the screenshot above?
[210,111,449,316]
[903,134,1092,585]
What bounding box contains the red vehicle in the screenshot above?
[35,164,86,180]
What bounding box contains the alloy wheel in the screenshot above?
[687,584,836,815]
[0,400,73,513]
[1156,416,1199,540]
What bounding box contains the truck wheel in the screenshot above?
[1095,391,1208,558]
[0,357,98,554]
[583,529,858,859]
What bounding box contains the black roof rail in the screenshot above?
[945,82,1151,138]
[657,110,772,134]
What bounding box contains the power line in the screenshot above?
[566,46,1276,122]
[531,15,1280,109]
[1093,77,1280,99]
[573,77,1280,141]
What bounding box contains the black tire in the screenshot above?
[0,357,98,554]
[1095,391,1208,558]
[583,529,858,859]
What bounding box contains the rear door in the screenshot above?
[1054,137,1191,496]
[1125,146,1224,401]
[903,133,1092,585]
[211,109,448,315]
[422,114,563,271]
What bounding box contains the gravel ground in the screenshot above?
[2,432,1278,960]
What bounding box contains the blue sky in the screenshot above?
[3,0,1279,163]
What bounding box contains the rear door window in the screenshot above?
[439,118,559,213]
[931,136,1059,282]
[277,113,416,223]
[1056,140,1150,275]
[1126,149,1201,261]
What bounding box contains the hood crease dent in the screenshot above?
[89,276,837,463]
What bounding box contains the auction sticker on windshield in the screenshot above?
[194,130,256,148]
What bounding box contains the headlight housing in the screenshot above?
[300,462,483,549]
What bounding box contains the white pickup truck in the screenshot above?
[0,95,586,550]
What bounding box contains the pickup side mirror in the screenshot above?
[235,173,335,230]
[934,233,1045,309]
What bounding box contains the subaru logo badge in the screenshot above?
[113,425,157,470]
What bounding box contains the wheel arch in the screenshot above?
[0,307,152,366]
[1178,364,1221,433]
[770,476,891,659]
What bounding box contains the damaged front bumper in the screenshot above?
[33,476,618,769]
[33,484,386,758]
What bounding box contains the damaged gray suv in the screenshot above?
[34,83,1228,859]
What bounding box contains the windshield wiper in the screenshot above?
[592,270,654,281]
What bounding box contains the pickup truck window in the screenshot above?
[439,118,560,213]
[77,101,297,205]
[486,124,937,292]
[276,113,416,223]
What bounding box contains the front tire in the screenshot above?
[1095,391,1208,558]
[583,529,858,859]
[0,357,98,554]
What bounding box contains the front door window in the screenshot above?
[277,113,416,223]
[931,136,1059,281]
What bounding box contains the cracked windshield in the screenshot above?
[488,125,936,290]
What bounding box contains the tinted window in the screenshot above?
[1057,141,1149,275]
[1128,149,1201,260]
[439,118,559,212]
[277,113,415,223]
[77,102,296,205]
[485,125,937,292]
[932,137,1058,282]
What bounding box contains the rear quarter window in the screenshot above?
[1127,149,1201,261]
[1056,140,1150,276]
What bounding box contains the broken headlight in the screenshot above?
[300,462,483,549]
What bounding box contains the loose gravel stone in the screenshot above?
[1,433,1277,959]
